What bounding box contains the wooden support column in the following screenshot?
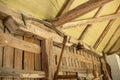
[41,39,54,80]
[50,0,112,27]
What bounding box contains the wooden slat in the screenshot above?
[0,67,45,78]
[78,7,103,40]
[56,75,77,79]
[55,0,74,17]
[0,33,40,54]
[93,5,120,49]
[24,37,35,80]
[41,39,54,80]
[103,25,120,52]
[14,35,23,80]
[50,0,112,27]
[62,12,120,29]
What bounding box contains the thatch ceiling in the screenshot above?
[0,0,120,54]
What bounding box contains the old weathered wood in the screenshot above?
[0,3,102,56]
[62,12,120,29]
[54,36,68,80]
[24,37,35,80]
[56,75,77,79]
[41,39,54,80]
[78,7,103,40]
[103,25,120,53]
[50,0,112,27]
[0,33,40,54]
[93,5,120,49]
[55,0,74,17]
[0,67,45,78]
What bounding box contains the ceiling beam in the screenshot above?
[62,12,120,29]
[93,5,120,49]
[50,0,112,27]
[55,0,74,17]
[103,25,120,53]
[107,36,120,53]
[78,7,103,40]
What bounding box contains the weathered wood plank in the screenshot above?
[24,37,35,80]
[0,33,40,54]
[0,67,45,78]
[14,35,23,80]
[62,12,120,29]
[41,39,54,80]
[50,0,112,27]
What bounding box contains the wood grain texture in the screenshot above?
[0,33,40,54]
[51,0,112,27]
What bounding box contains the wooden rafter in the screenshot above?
[78,7,103,40]
[107,36,120,53]
[103,25,120,53]
[50,0,112,27]
[93,5,120,49]
[56,0,74,17]
[62,12,120,29]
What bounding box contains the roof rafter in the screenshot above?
[50,0,112,27]
[103,25,120,53]
[62,12,120,29]
[93,5,120,49]
[55,0,74,17]
[78,7,103,40]
[107,36,120,53]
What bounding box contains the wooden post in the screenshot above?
[41,39,54,80]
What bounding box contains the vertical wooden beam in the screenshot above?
[78,7,103,40]
[51,0,111,27]
[3,28,14,80]
[14,35,23,80]
[56,0,74,17]
[93,5,120,49]
[24,37,34,80]
[103,25,120,52]
[41,39,54,80]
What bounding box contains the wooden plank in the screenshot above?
[78,7,103,40]
[24,37,35,80]
[62,12,120,29]
[0,67,45,78]
[2,28,14,80]
[55,0,74,17]
[50,0,112,27]
[14,35,23,80]
[41,39,54,80]
[103,25,120,53]
[56,75,77,79]
[0,33,40,54]
[93,5,120,49]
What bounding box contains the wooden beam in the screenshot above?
[0,3,102,56]
[0,33,40,54]
[55,0,74,17]
[50,0,112,27]
[107,36,120,53]
[93,5,120,49]
[103,25,120,52]
[0,67,45,78]
[62,12,120,29]
[78,7,103,40]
